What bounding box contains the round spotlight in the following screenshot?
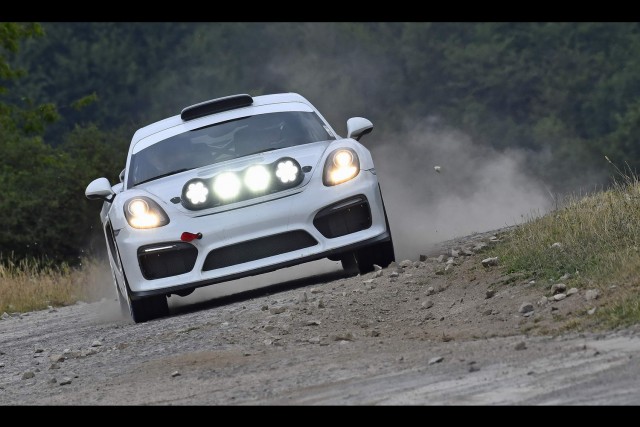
[275,160,299,184]
[213,172,241,200]
[185,181,209,204]
[244,165,271,193]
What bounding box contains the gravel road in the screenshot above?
[1,228,639,405]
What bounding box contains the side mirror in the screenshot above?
[85,177,115,202]
[347,117,373,141]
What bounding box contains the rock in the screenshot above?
[485,289,495,299]
[585,289,600,301]
[373,264,383,271]
[567,287,578,296]
[261,305,268,311]
[49,363,60,370]
[0,363,4,368]
[305,320,321,326]
[450,249,459,258]
[421,300,434,309]
[59,377,72,385]
[388,261,399,269]
[47,377,57,385]
[469,365,481,373]
[551,306,559,312]
[373,270,384,278]
[316,299,325,309]
[49,354,65,363]
[481,257,498,267]
[370,330,380,337]
[171,371,181,378]
[412,261,421,268]
[308,337,321,344]
[22,371,35,380]
[550,242,562,249]
[428,356,444,365]
[263,325,275,332]
[445,257,455,264]
[518,302,534,314]
[560,273,572,280]
[269,306,286,315]
[1,312,10,320]
[553,293,567,301]
[419,254,427,262]
[435,269,445,276]
[91,340,102,347]
[34,345,45,354]
[460,248,474,256]
[473,242,488,251]
[310,288,322,294]
[399,260,413,268]
[389,271,399,278]
[537,296,548,306]
[588,307,597,315]
[436,255,445,263]
[426,287,435,296]
[444,264,454,272]
[331,332,354,342]
[515,341,527,350]
[483,309,492,316]
[297,292,308,303]
[551,283,567,295]
[362,279,374,285]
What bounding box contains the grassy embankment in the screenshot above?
[493,159,640,329]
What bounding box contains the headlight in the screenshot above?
[323,148,360,186]
[123,197,170,229]
[213,172,241,200]
[244,165,271,193]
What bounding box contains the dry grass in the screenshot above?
[0,256,113,314]
[494,161,640,328]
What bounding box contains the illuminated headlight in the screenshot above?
[276,159,300,184]
[185,181,209,204]
[244,165,271,193]
[213,172,241,200]
[323,148,360,186]
[123,197,169,229]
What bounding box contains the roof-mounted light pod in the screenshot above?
[180,94,253,121]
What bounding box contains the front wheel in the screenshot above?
[120,272,169,323]
[355,239,395,274]
[355,196,395,274]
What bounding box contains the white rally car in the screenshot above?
[86,93,395,322]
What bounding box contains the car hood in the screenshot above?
[136,139,335,215]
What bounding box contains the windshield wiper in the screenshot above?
[135,168,193,186]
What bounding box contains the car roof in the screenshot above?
[131,93,313,145]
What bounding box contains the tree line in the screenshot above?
[2,22,639,263]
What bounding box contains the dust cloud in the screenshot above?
[372,121,553,260]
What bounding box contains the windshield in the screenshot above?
[128,111,335,187]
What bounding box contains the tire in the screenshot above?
[355,239,395,274]
[121,271,169,323]
[355,194,395,274]
[340,252,359,276]
[128,294,170,323]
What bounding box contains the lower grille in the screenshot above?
[137,242,198,280]
[313,195,372,238]
[203,230,318,271]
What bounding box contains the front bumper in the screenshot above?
[115,169,389,297]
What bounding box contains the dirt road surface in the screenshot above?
[1,228,639,405]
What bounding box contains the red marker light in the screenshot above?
[181,232,202,242]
